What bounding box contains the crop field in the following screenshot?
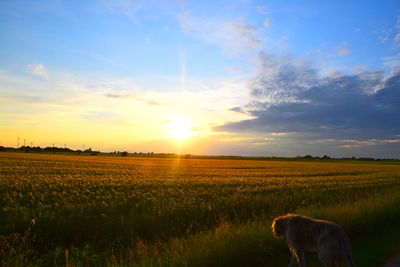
[1,152,400,266]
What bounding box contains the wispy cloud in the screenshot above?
[256,5,268,15]
[382,54,400,71]
[27,63,49,80]
[178,11,262,54]
[226,67,241,74]
[336,139,400,149]
[395,15,400,46]
[329,43,351,57]
[379,28,392,43]
[378,15,400,47]
[106,93,162,105]
[232,17,261,47]
[263,18,271,28]
[104,0,141,17]
[351,64,367,74]
[220,136,275,146]
[102,0,172,19]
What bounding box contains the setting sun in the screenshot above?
[165,116,196,140]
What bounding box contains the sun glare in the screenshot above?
[165,117,195,140]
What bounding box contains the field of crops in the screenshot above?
[1,152,400,266]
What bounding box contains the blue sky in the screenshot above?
[1,0,400,157]
[1,0,399,76]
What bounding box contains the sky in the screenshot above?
[0,0,400,158]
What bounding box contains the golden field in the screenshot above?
[0,152,400,266]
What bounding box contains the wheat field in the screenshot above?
[1,152,400,266]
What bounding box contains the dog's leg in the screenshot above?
[288,247,298,267]
[297,249,306,267]
[289,248,305,267]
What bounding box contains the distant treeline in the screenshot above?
[0,146,398,161]
[0,145,99,154]
[161,154,400,162]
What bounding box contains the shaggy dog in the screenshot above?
[271,214,355,267]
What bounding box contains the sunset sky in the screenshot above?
[1,0,400,158]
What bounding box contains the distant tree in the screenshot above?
[121,151,128,157]
[43,147,54,152]
[359,157,375,161]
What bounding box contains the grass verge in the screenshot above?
[120,192,400,267]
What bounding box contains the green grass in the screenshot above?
[114,193,400,267]
[300,194,400,266]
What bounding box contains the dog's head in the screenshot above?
[271,215,287,239]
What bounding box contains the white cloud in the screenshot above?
[103,0,173,18]
[248,53,317,105]
[397,16,400,29]
[380,35,389,43]
[393,16,400,46]
[105,0,141,17]
[382,54,400,71]
[337,48,350,57]
[27,63,49,80]
[263,18,270,28]
[329,43,351,57]
[350,64,367,74]
[227,67,241,74]
[178,11,262,54]
[377,16,400,46]
[178,10,191,30]
[379,29,392,43]
[256,5,267,15]
[231,17,260,47]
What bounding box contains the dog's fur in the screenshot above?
[271,214,355,267]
